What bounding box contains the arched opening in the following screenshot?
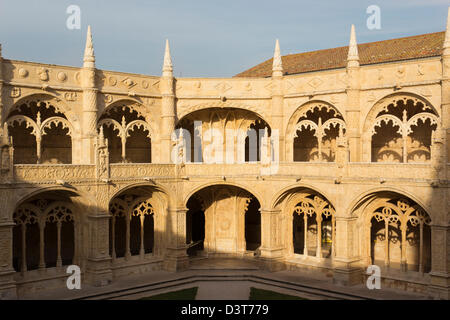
[245,197,261,251]
[7,97,73,164]
[12,190,78,274]
[356,192,432,274]
[186,196,206,257]
[176,108,270,163]
[109,185,165,261]
[99,102,152,163]
[369,97,438,163]
[274,187,335,260]
[185,185,261,255]
[292,103,345,162]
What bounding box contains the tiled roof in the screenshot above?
[235,31,445,78]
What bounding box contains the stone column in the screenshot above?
[85,200,112,287]
[427,9,450,299]
[333,215,362,286]
[260,209,285,271]
[428,225,450,299]
[0,187,17,299]
[164,206,189,271]
[0,220,16,299]
[85,131,112,286]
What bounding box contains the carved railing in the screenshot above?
[12,161,438,184]
[14,164,95,182]
[109,163,175,179]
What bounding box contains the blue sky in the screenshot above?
[0,0,449,77]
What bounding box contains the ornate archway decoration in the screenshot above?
[365,198,431,273]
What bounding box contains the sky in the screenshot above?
[0,0,449,78]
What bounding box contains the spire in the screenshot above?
[162,39,173,76]
[272,39,283,77]
[444,7,450,53]
[83,25,95,68]
[347,24,359,64]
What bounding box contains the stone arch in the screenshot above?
[99,99,156,163]
[108,183,170,259]
[6,92,81,134]
[184,181,265,209]
[347,186,433,220]
[102,98,158,135]
[363,92,438,133]
[14,185,95,216]
[6,93,78,164]
[12,188,86,274]
[286,100,346,162]
[109,182,172,206]
[351,189,432,274]
[271,183,336,211]
[177,101,271,128]
[272,185,336,259]
[176,105,271,164]
[185,183,261,255]
[362,92,439,163]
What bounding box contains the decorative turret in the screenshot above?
[81,25,99,164]
[83,25,95,69]
[160,39,176,163]
[345,24,362,162]
[442,7,450,166]
[444,7,450,56]
[162,39,173,78]
[347,24,359,67]
[270,39,285,161]
[272,39,283,78]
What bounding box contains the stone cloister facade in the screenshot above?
[0,12,449,299]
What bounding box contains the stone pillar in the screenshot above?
[85,131,112,286]
[160,40,176,164]
[333,215,362,286]
[271,40,285,162]
[260,209,285,271]
[345,25,361,162]
[0,186,17,299]
[428,225,450,299]
[85,203,112,287]
[0,220,16,299]
[427,9,450,300]
[164,206,189,272]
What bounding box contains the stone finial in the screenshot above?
[444,7,450,53]
[99,125,105,141]
[272,39,283,77]
[83,25,95,68]
[162,39,173,77]
[347,24,359,63]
